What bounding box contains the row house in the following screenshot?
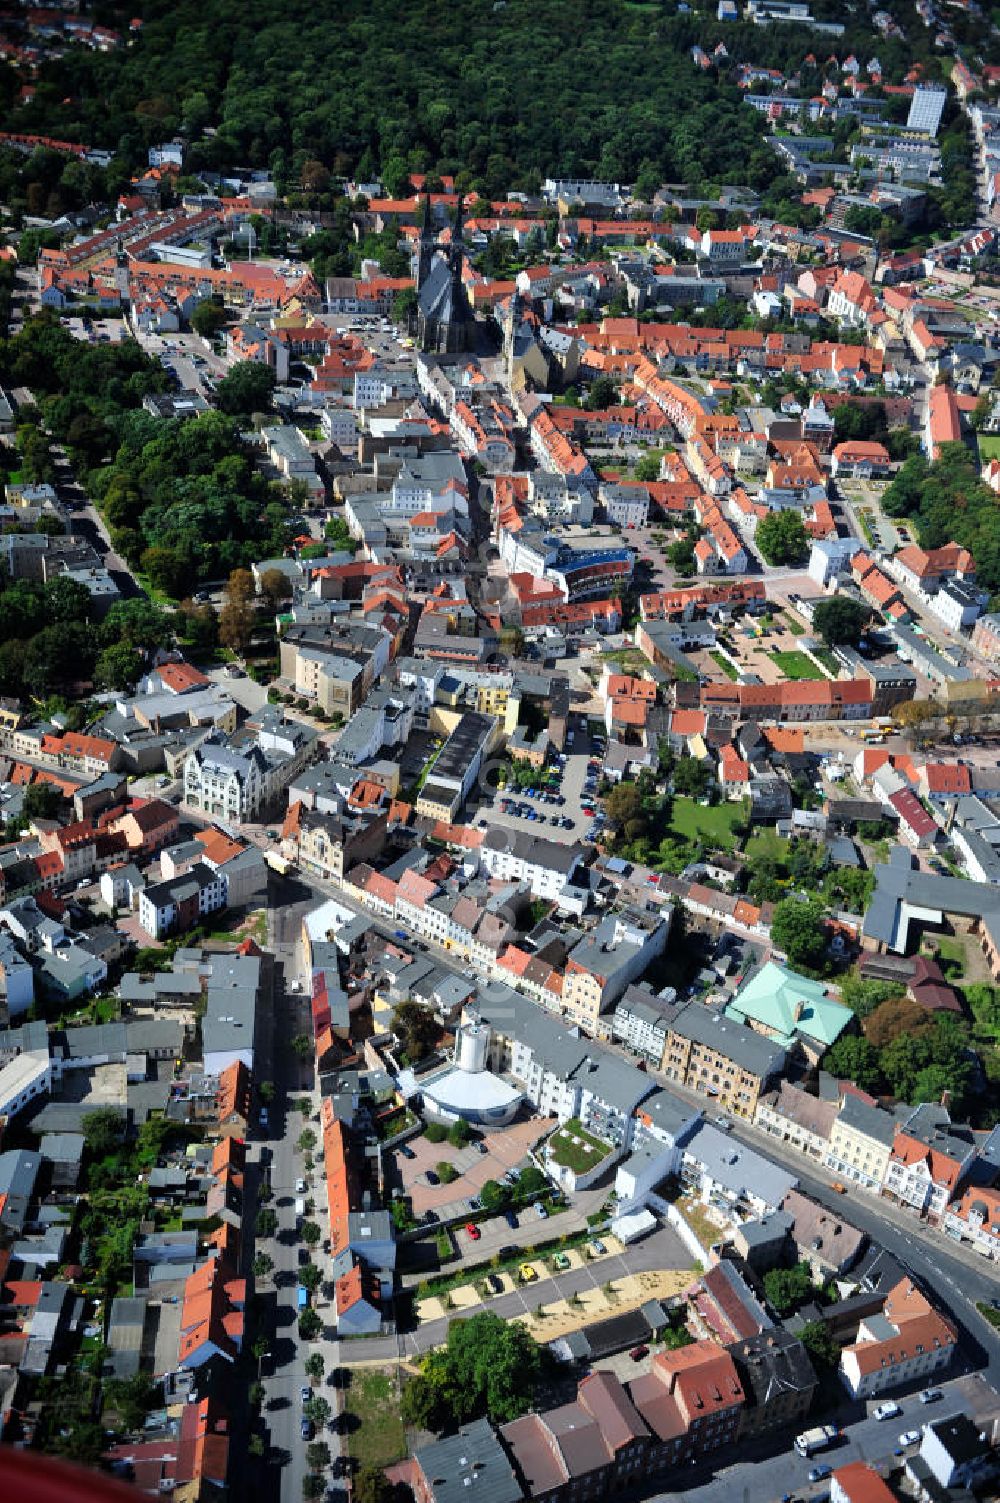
[660,1005,785,1120]
[754,1080,837,1161]
[941,1184,1000,1261]
[882,1105,976,1222]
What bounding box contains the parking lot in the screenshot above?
[393,1117,551,1217]
[467,722,608,846]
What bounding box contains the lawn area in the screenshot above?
[782,612,805,637]
[770,650,825,681]
[978,434,1000,460]
[547,1119,612,1174]
[345,1367,406,1469]
[744,828,792,864]
[601,647,648,672]
[813,648,840,676]
[669,796,745,850]
[709,650,738,681]
[926,934,968,980]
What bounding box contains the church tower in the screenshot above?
[416,194,436,294]
[114,237,129,304]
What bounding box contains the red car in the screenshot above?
[465,1223,481,1240]
[646,873,660,884]
[582,805,595,816]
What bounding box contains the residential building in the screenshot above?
[839,1277,957,1397]
[731,1329,817,1439]
[883,1105,976,1221]
[755,1081,837,1160]
[662,1005,786,1118]
[941,1183,1000,1260]
[824,1095,897,1192]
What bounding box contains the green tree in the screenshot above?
[21,781,64,821]
[800,1319,837,1369]
[755,509,808,566]
[215,360,277,416]
[94,641,139,690]
[299,1261,323,1296]
[605,781,643,827]
[252,1252,274,1282]
[479,1179,510,1214]
[354,1467,395,1503]
[298,1127,318,1152]
[634,454,661,482]
[82,1107,126,1157]
[813,596,870,647]
[259,567,293,606]
[301,1219,321,1248]
[292,1035,314,1059]
[823,1033,882,1093]
[770,896,829,971]
[190,299,230,339]
[447,1119,470,1148]
[305,1351,325,1382]
[306,1441,331,1470]
[393,999,439,1061]
[304,1394,331,1428]
[256,1207,278,1238]
[515,1165,549,1200]
[299,1307,322,1339]
[763,1261,816,1316]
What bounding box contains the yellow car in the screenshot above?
[519,1263,538,1283]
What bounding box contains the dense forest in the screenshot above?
[0,0,985,207]
[3,0,785,192]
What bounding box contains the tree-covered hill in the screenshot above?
[9,0,781,193]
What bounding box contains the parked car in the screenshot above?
[808,1465,833,1483]
[425,1170,439,1186]
[552,1252,570,1270]
[465,1223,481,1241]
[873,1402,901,1422]
[300,1419,313,1441]
[588,1239,607,1256]
[533,1201,548,1219]
[919,1389,942,1405]
[628,1345,649,1362]
[486,1273,504,1295]
[504,1210,519,1229]
[295,1177,306,1193]
[300,1386,311,1403]
[399,1144,416,1160]
[519,1263,538,1282]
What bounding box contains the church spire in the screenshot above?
[416,193,435,293]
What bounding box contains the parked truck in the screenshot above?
[297,1285,309,1313]
[794,1425,838,1457]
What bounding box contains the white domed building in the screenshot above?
[406,1014,523,1129]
